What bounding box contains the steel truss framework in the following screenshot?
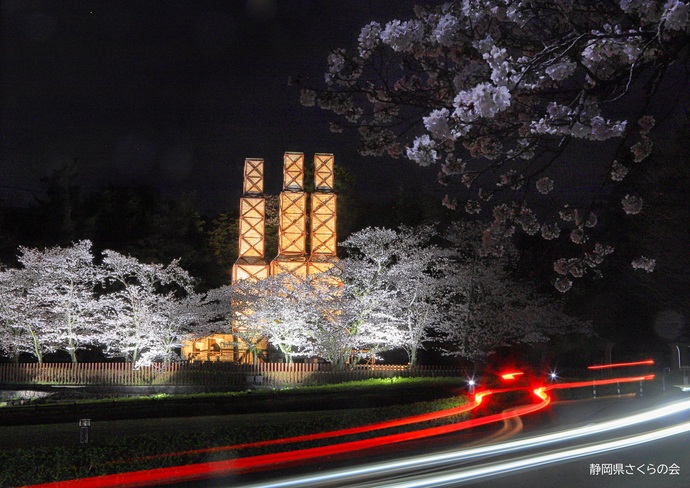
[277,192,307,256]
[283,152,305,191]
[232,159,270,285]
[310,192,337,257]
[237,198,265,258]
[243,158,264,196]
[314,153,335,191]
[308,153,337,275]
[273,152,308,276]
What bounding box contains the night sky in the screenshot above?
[1,0,434,214]
[2,1,688,356]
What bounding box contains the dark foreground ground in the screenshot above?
[0,381,462,427]
[0,380,466,451]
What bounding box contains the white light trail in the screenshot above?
[244,399,690,488]
[382,420,690,487]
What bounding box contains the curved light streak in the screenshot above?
[241,397,690,488]
[100,392,487,468]
[545,374,655,391]
[25,391,551,488]
[587,359,655,370]
[25,375,664,488]
[379,420,690,487]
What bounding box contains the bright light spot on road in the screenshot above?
[474,390,492,404]
[533,387,548,401]
[501,371,524,380]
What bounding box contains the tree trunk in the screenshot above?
[30,330,43,364]
[278,344,293,363]
[409,347,417,367]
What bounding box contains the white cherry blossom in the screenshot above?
[297,0,689,289]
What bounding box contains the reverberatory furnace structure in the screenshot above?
[182,152,337,363]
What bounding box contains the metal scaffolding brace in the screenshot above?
[309,153,338,276]
[272,152,308,277]
[232,159,270,282]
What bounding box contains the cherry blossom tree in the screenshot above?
[230,267,406,367]
[231,274,316,363]
[1,242,234,365]
[12,241,105,363]
[230,272,391,366]
[297,276,374,367]
[130,289,230,367]
[99,250,196,366]
[227,278,274,365]
[340,223,588,361]
[235,224,574,365]
[340,225,461,365]
[189,285,235,339]
[441,222,590,359]
[297,0,690,290]
[0,267,38,362]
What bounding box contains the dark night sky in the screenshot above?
[2,1,689,350]
[1,0,434,214]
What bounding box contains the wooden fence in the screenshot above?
[0,362,465,388]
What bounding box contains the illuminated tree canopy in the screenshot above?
[0,241,232,366]
[233,225,589,364]
[0,230,590,365]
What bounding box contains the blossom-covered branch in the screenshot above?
[296,0,690,289]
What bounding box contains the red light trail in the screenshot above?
[25,389,551,488]
[100,393,485,467]
[587,359,655,370]
[544,374,655,391]
[24,373,656,488]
